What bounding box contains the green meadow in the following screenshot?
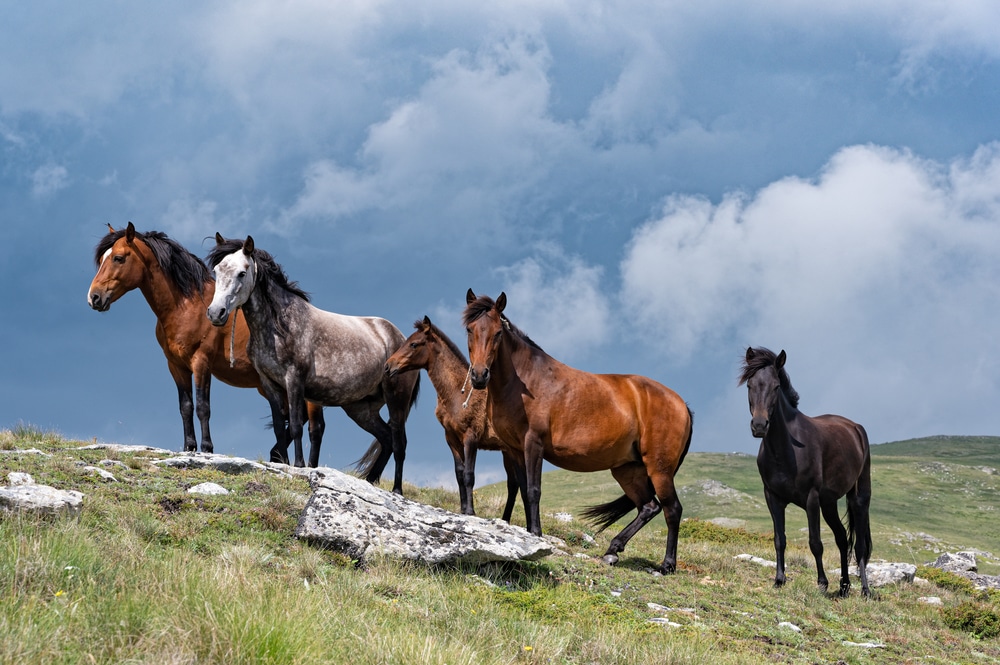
[2,427,999,664]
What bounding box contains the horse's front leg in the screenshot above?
[447,432,472,515]
[763,488,788,588]
[523,433,545,536]
[167,361,198,453]
[805,490,829,592]
[192,360,213,454]
[500,450,520,523]
[306,402,325,468]
[461,431,480,516]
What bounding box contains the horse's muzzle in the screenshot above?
[207,306,229,327]
[750,418,768,438]
[88,291,112,312]
[469,367,489,390]
[383,362,398,378]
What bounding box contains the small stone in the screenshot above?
[188,482,229,496]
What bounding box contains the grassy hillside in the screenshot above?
[2,428,1000,664]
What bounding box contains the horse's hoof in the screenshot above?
[201,446,214,455]
[773,579,785,589]
[602,554,619,566]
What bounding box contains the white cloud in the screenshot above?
[621,142,1000,442]
[495,246,610,361]
[31,164,69,197]
[159,199,220,246]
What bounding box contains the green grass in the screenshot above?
[2,429,1000,663]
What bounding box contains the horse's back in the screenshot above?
[308,306,404,357]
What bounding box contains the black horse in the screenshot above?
[739,347,873,597]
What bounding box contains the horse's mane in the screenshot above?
[416,318,469,366]
[95,228,210,298]
[461,295,544,353]
[739,346,800,408]
[205,238,311,303]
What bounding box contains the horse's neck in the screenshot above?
[426,341,472,409]
[762,392,801,456]
[490,329,535,391]
[135,248,198,325]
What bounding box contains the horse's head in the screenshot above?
[463,289,507,390]
[207,234,258,327]
[88,222,147,311]
[385,316,437,378]
[740,346,788,438]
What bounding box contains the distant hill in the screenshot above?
[479,435,1000,575]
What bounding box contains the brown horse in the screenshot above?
[463,290,693,574]
[739,347,872,597]
[383,316,519,519]
[87,222,324,461]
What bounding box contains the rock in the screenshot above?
[8,472,34,486]
[0,448,49,457]
[930,551,978,573]
[82,466,118,482]
[78,443,172,455]
[849,561,916,587]
[735,553,776,567]
[918,596,943,605]
[708,517,747,529]
[778,621,801,633]
[843,641,884,649]
[295,469,553,565]
[188,482,229,496]
[153,454,268,475]
[0,475,84,517]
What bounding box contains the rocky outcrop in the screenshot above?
[296,469,553,565]
[0,472,84,517]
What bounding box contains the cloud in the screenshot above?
[494,245,610,361]
[31,164,69,197]
[621,142,1000,441]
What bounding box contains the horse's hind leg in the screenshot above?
[193,361,213,454]
[820,495,851,596]
[648,469,683,574]
[603,464,662,568]
[343,399,399,492]
[382,370,419,494]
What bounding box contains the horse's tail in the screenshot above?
[846,424,873,566]
[678,405,694,467]
[352,439,383,477]
[581,494,636,534]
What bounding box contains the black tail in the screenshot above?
[581,495,636,534]
[352,439,383,477]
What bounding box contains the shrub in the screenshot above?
[916,566,977,595]
[942,601,1000,639]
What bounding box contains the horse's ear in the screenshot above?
[106,223,116,234]
[496,292,507,313]
[243,235,255,255]
[215,232,225,245]
[776,350,786,369]
[746,347,755,361]
[466,288,476,304]
[125,221,135,243]
[422,315,432,326]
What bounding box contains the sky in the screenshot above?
[3,1,1000,488]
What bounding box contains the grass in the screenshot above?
[2,429,1000,663]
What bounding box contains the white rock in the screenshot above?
[918,596,942,605]
[735,553,776,567]
[0,483,84,516]
[7,472,34,486]
[82,466,118,482]
[778,622,801,633]
[188,482,229,496]
[295,468,552,565]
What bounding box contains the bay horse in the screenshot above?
[383,315,519,520]
[206,235,419,489]
[739,346,872,597]
[87,222,325,460]
[463,290,693,574]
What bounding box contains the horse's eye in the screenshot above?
[113,255,125,264]
[237,271,246,279]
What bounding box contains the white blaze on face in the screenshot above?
[100,248,112,265]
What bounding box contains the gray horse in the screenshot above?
[206,235,418,492]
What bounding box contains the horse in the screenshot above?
[739,346,873,597]
[383,315,519,520]
[206,235,419,489]
[463,290,693,574]
[87,222,325,460]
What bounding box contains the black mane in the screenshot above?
[95,227,210,298]
[462,294,544,353]
[739,346,800,408]
[205,238,311,303]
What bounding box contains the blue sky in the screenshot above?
[3,1,1000,487]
